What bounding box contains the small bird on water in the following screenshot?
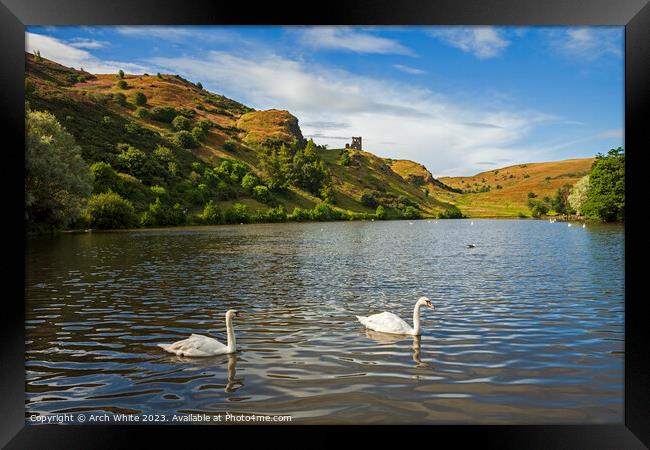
[467,244,476,248]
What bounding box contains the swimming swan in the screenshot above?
[356,297,434,336]
[158,309,240,357]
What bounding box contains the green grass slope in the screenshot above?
[25,53,452,221]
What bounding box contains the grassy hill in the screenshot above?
[438,158,594,217]
[25,53,457,225]
[384,155,594,217]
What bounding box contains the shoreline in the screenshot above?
[37,215,610,235]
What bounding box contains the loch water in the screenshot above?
[25,219,624,424]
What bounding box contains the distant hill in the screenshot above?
[25,53,457,221]
[438,158,594,217]
[388,159,462,194]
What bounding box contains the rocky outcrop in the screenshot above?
[236,109,305,147]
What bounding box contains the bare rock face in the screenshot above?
[236,109,305,147]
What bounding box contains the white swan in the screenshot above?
[357,297,434,335]
[158,309,240,357]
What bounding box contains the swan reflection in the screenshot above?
[164,352,244,393]
[364,330,429,368]
[225,353,244,393]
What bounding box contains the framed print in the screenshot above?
[1,0,648,448]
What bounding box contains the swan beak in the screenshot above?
[235,311,241,318]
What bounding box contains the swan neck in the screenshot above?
[412,302,422,335]
[226,314,236,352]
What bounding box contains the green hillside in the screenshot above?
[25,53,457,230]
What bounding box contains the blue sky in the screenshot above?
[25,26,623,176]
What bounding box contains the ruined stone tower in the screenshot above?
[345,136,362,150]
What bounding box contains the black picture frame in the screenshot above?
[1,0,648,447]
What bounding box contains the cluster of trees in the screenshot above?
[259,139,333,202]
[527,187,573,218]
[359,190,424,219]
[437,205,464,219]
[579,148,624,221]
[525,148,624,221]
[26,110,93,231]
[25,99,473,233]
[132,104,214,149]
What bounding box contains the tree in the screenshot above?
[438,205,464,219]
[310,203,342,221]
[196,82,203,90]
[191,126,205,142]
[173,130,198,148]
[172,115,192,131]
[118,69,125,79]
[25,110,93,230]
[90,162,121,194]
[224,203,250,224]
[527,199,549,218]
[360,191,378,208]
[85,192,137,229]
[201,200,223,225]
[223,139,238,152]
[401,206,421,220]
[252,185,272,204]
[375,205,387,220]
[290,207,311,222]
[133,91,147,106]
[114,92,127,106]
[153,146,175,165]
[320,182,335,204]
[117,80,128,89]
[258,205,287,223]
[134,107,150,119]
[150,106,178,123]
[582,148,624,221]
[141,198,186,227]
[291,140,331,195]
[260,147,289,191]
[116,146,147,176]
[241,173,259,191]
[568,175,590,216]
[338,149,351,166]
[551,184,575,218]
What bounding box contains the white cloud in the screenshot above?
[68,38,109,49]
[149,51,557,176]
[393,64,425,75]
[25,32,150,74]
[548,27,623,61]
[429,26,510,59]
[116,26,240,44]
[296,27,415,56]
